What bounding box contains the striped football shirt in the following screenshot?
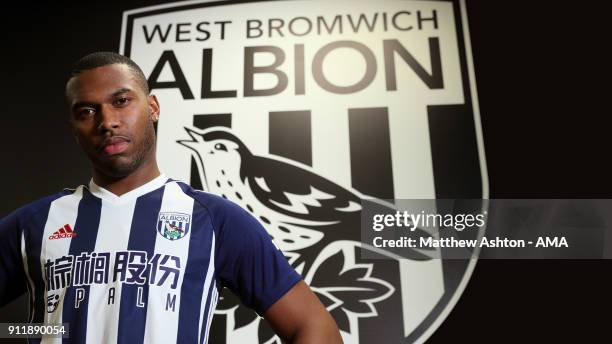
[0,174,301,343]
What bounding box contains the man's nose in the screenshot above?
[97,105,120,131]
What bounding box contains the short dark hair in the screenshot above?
[67,51,149,95]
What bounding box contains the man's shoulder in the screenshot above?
[8,188,80,221]
[168,180,250,222]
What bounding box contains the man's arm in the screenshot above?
[205,196,342,342]
[264,280,342,344]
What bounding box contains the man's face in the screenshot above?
[66,64,159,178]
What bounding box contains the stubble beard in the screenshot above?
[94,121,156,178]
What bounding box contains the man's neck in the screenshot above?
[92,161,161,196]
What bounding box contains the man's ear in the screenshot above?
[148,94,160,122]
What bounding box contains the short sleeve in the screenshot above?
[213,202,302,315]
[0,210,27,306]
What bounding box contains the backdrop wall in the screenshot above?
[0,1,608,343]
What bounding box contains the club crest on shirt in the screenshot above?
[157,212,191,241]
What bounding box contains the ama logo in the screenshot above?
[122,0,488,342]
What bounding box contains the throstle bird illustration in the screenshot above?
[178,126,433,341]
[177,127,431,274]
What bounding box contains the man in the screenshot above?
[0,52,342,344]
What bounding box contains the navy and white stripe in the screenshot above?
[41,186,85,344]
[62,188,102,344]
[87,187,139,344]
[143,182,194,343]
[116,186,164,344]
[176,182,216,344]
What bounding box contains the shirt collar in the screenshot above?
[87,173,167,203]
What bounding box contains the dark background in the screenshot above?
[0,1,609,343]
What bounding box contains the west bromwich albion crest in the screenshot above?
[123,0,488,343]
[157,212,191,240]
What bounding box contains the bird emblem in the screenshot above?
[165,222,184,233]
[163,222,184,240]
[177,127,433,342]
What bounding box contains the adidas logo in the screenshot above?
[49,224,76,240]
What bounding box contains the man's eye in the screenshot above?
[114,98,130,106]
[79,109,95,117]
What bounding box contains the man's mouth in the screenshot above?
[100,136,130,155]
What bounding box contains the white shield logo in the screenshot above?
[157,212,191,240]
[122,0,488,342]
